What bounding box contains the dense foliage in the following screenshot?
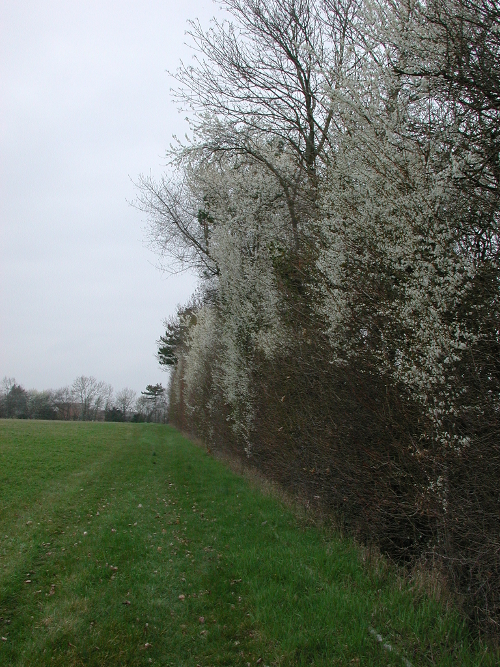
[138,0,500,634]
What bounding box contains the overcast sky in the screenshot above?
[1,0,221,394]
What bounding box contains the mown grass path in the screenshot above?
[0,421,495,666]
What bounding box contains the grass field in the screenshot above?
[0,420,496,666]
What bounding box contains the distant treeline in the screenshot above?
[0,377,167,423]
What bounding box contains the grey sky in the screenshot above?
[1,0,219,394]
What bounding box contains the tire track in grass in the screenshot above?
[0,421,496,666]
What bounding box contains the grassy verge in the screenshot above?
[0,420,496,666]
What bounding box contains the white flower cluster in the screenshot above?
[145,0,498,457]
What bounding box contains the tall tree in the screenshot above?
[140,384,167,423]
[3,383,28,418]
[115,388,137,420]
[136,0,361,263]
[71,376,112,421]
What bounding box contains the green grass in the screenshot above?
[0,420,496,666]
